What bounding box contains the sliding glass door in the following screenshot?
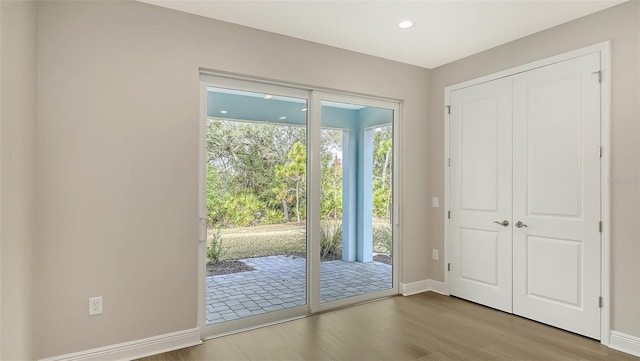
[199,75,399,337]
[317,99,395,307]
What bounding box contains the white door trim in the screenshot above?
[443,41,611,344]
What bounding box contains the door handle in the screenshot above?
[515,221,528,228]
[199,217,207,243]
[493,220,509,227]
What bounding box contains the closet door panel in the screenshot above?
[512,52,602,339]
[449,78,513,313]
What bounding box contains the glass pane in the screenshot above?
[319,100,393,303]
[205,87,307,325]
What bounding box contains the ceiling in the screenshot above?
[139,0,625,69]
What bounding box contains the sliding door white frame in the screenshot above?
[198,76,311,339]
[199,73,402,339]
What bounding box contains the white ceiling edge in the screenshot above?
[138,0,626,69]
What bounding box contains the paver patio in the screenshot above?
[205,255,392,325]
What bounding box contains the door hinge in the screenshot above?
[448,158,451,167]
[448,210,451,219]
[599,221,603,233]
[599,296,603,308]
[448,263,451,272]
[592,70,602,84]
[446,105,451,115]
[597,146,603,158]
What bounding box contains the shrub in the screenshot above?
[222,192,264,227]
[206,228,228,264]
[320,220,342,260]
[373,222,393,256]
[263,208,285,225]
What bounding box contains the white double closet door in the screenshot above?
[449,52,602,339]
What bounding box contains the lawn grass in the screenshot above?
[209,223,306,260]
[208,219,392,260]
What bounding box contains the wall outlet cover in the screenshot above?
[89,296,103,316]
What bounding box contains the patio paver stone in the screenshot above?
[205,255,391,325]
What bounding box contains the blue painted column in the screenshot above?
[341,127,356,261]
[339,108,381,263]
[356,127,374,262]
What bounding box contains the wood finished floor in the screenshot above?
[140,292,638,361]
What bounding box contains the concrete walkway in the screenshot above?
[205,255,392,325]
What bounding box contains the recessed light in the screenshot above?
[301,108,308,112]
[398,20,413,29]
[279,116,287,120]
[264,95,273,99]
[220,110,228,114]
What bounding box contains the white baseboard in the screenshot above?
[400,280,429,296]
[400,279,447,296]
[425,279,447,295]
[39,328,201,361]
[609,330,640,358]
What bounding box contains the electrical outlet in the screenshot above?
[432,249,439,261]
[432,196,439,208]
[89,297,103,316]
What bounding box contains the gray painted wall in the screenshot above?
[1,1,38,360]
[36,1,429,357]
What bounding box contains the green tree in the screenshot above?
[272,175,291,222]
[275,141,307,222]
[207,119,305,226]
[373,126,392,219]
[320,152,342,219]
[206,166,224,226]
[320,129,343,219]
